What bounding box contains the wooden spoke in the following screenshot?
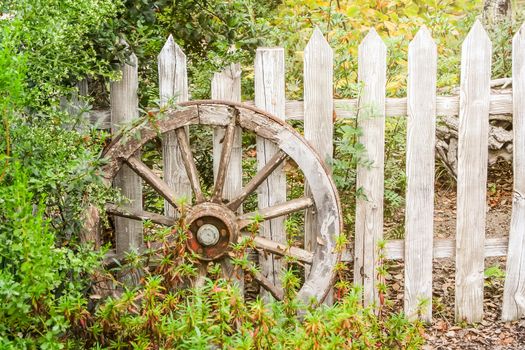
[227,150,288,211]
[194,262,208,288]
[125,156,180,210]
[238,197,314,229]
[248,265,284,301]
[97,101,342,306]
[106,203,176,226]
[212,115,237,203]
[220,258,244,289]
[175,127,205,203]
[242,235,313,265]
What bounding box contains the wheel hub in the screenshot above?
[196,224,220,246]
[185,203,238,261]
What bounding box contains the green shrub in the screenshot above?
[3,0,122,109]
[0,164,103,349]
[80,280,424,349]
[73,223,424,350]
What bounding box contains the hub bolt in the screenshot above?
[196,224,220,246]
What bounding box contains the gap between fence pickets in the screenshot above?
[88,92,513,129]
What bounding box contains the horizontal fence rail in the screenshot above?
[87,93,514,128]
[71,20,525,324]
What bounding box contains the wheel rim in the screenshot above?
[99,100,342,305]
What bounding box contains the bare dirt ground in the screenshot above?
[386,163,525,349]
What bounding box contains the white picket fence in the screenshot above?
[84,20,525,323]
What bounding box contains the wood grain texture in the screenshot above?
[212,110,237,203]
[158,35,191,216]
[404,26,436,322]
[174,128,204,203]
[339,237,509,261]
[91,93,513,130]
[212,64,243,206]
[254,48,287,299]
[238,197,314,228]
[303,28,334,287]
[354,29,387,307]
[211,64,244,289]
[106,204,176,227]
[389,238,509,260]
[502,23,525,321]
[227,151,288,212]
[110,52,143,255]
[455,20,492,323]
[125,155,180,209]
[246,235,313,264]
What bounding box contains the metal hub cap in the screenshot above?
[196,224,220,246]
[184,202,239,261]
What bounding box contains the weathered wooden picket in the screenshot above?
[80,20,525,323]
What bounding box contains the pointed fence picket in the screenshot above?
[455,20,492,323]
[254,48,287,300]
[502,23,525,321]
[82,22,525,323]
[303,28,334,286]
[404,26,436,322]
[354,29,387,308]
[158,36,191,217]
[110,51,143,255]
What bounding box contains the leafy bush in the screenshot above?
[70,221,424,349]
[3,0,122,108]
[78,280,424,349]
[0,164,102,349]
[1,0,119,239]
[0,3,114,346]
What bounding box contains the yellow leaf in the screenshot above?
[346,6,360,17]
[403,3,419,17]
[384,21,397,34]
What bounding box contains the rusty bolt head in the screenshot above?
[185,202,239,261]
[197,224,220,246]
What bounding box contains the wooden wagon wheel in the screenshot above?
[97,100,342,305]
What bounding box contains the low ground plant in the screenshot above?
[70,220,425,350]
